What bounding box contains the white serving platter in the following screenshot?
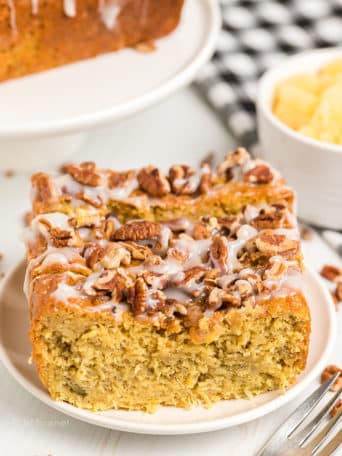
[0,262,336,435]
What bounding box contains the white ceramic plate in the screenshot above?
[0,262,336,435]
[0,0,220,139]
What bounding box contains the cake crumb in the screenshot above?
[134,40,156,53]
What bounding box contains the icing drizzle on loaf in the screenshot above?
[7,0,124,34]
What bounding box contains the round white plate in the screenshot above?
[0,0,220,139]
[0,262,336,435]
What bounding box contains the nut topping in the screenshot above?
[32,173,58,204]
[199,163,212,194]
[254,232,299,257]
[101,244,131,269]
[320,264,342,282]
[208,287,241,310]
[169,165,197,195]
[127,277,148,315]
[321,365,342,391]
[250,204,287,230]
[244,164,274,184]
[210,236,229,274]
[217,147,250,180]
[137,166,170,197]
[108,170,136,189]
[84,243,105,269]
[64,162,102,187]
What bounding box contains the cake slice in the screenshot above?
[25,149,311,412]
[0,0,184,82]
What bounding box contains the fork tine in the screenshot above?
[291,388,342,446]
[303,408,342,455]
[257,373,340,456]
[287,374,341,437]
[315,429,342,456]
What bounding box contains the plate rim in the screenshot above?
[0,0,221,139]
[0,261,336,435]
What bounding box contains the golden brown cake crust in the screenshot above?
[0,0,184,82]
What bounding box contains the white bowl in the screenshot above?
[257,47,342,230]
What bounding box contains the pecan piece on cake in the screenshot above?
[64,162,102,187]
[137,166,170,197]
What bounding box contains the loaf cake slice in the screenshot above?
[25,149,311,412]
[0,0,184,82]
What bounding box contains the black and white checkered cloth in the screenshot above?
[196,0,342,147]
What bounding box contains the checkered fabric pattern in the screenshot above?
[196,0,342,147]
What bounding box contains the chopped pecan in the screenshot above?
[144,254,163,266]
[117,241,151,260]
[64,162,102,187]
[137,166,170,197]
[335,281,342,302]
[101,243,131,269]
[169,165,197,195]
[142,271,169,289]
[193,223,211,240]
[239,270,263,293]
[208,287,241,311]
[93,217,120,240]
[321,365,342,391]
[244,164,274,184]
[330,399,342,417]
[166,247,189,264]
[254,232,299,257]
[217,215,241,236]
[108,170,136,189]
[300,225,313,241]
[204,269,219,287]
[320,264,342,282]
[264,257,288,280]
[127,277,148,315]
[173,266,206,296]
[31,173,58,204]
[113,221,170,254]
[84,243,105,269]
[210,236,229,274]
[199,163,212,194]
[134,40,157,53]
[250,204,287,230]
[217,147,250,180]
[146,290,167,315]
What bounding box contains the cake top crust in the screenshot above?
[25,148,303,329]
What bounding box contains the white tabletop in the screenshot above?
[0,87,341,456]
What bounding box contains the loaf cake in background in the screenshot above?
[0,0,184,82]
[24,148,311,412]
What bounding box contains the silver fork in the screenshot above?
[257,373,342,456]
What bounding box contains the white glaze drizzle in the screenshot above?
[98,0,122,30]
[7,0,17,35]
[63,0,76,17]
[31,0,39,15]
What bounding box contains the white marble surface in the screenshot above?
[0,87,341,456]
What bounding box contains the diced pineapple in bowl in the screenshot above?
[257,48,342,230]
